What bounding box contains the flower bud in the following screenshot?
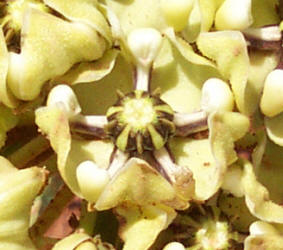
[76,161,110,203]
[53,233,114,250]
[163,242,186,250]
[260,69,283,117]
[201,78,234,114]
[160,0,194,31]
[127,28,162,69]
[76,241,97,250]
[47,85,81,118]
[215,0,253,30]
[249,221,280,236]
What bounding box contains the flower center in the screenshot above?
[195,220,230,250]
[105,90,175,154]
[122,98,156,130]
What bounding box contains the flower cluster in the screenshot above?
[0,0,283,249]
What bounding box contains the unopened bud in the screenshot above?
[250,221,280,236]
[47,85,81,118]
[76,161,110,203]
[260,69,283,117]
[127,28,162,69]
[163,242,186,250]
[215,0,253,30]
[201,78,234,114]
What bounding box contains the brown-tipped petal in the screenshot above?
[153,147,195,200]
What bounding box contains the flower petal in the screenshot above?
[0,29,18,108]
[115,203,176,250]
[35,105,71,172]
[0,157,47,249]
[7,8,106,101]
[164,28,216,67]
[152,38,221,113]
[265,113,283,147]
[245,221,283,250]
[197,31,250,114]
[95,158,178,210]
[43,0,112,44]
[105,0,167,35]
[242,159,283,223]
[54,49,119,85]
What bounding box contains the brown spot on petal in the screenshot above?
[203,162,210,167]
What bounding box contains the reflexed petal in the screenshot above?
[164,28,216,67]
[242,159,283,223]
[0,29,18,108]
[170,111,239,201]
[265,113,283,147]
[35,105,71,172]
[52,233,91,250]
[7,8,106,101]
[43,0,112,44]
[182,0,217,42]
[105,0,167,35]
[0,157,47,249]
[255,139,283,205]
[197,31,250,114]
[115,203,176,250]
[219,112,249,141]
[170,137,215,200]
[222,164,244,197]
[152,38,221,113]
[246,50,278,115]
[63,139,113,197]
[95,158,177,210]
[245,221,283,250]
[54,49,119,85]
[52,233,115,250]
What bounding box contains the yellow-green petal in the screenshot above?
[43,0,112,44]
[197,31,250,114]
[115,203,176,250]
[7,8,106,101]
[95,158,177,210]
